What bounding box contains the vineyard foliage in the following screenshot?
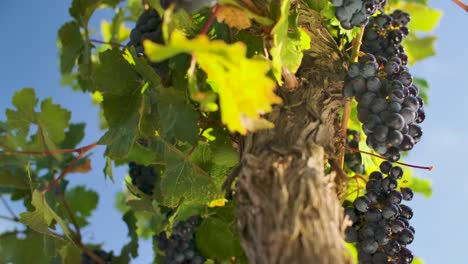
[0,0,441,263]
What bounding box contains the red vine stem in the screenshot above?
[1,142,97,156]
[346,146,433,171]
[201,5,220,35]
[42,151,88,193]
[453,0,468,12]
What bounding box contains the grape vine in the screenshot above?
[0,0,440,263]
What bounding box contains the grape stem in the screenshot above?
[339,25,366,168]
[453,0,468,12]
[90,38,126,48]
[346,146,433,171]
[0,215,19,222]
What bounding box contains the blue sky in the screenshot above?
[0,1,466,263]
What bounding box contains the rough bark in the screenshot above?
[234,8,352,264]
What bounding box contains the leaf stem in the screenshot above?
[346,146,433,171]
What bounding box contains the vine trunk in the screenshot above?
[234,9,352,264]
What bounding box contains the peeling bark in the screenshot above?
[234,8,352,264]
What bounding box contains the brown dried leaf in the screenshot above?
[216,5,251,30]
[69,158,92,173]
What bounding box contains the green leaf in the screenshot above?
[103,157,114,182]
[144,30,282,134]
[94,49,145,159]
[61,123,86,148]
[98,93,140,159]
[0,168,30,189]
[58,242,81,264]
[69,0,101,26]
[413,257,425,264]
[58,21,84,74]
[157,88,199,144]
[270,1,310,85]
[122,142,163,166]
[173,202,204,222]
[404,35,437,64]
[93,49,141,95]
[65,185,99,226]
[195,217,244,261]
[0,232,63,263]
[159,144,223,207]
[5,88,38,142]
[20,190,72,239]
[115,211,139,263]
[38,98,71,143]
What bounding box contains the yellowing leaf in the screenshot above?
[216,5,251,30]
[144,30,282,134]
[68,158,92,173]
[208,198,227,207]
[270,1,310,85]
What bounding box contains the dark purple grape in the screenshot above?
[389,166,403,179]
[359,239,379,254]
[400,187,414,201]
[387,190,403,204]
[379,161,393,174]
[399,204,413,220]
[345,226,359,243]
[390,220,406,233]
[397,228,414,245]
[369,171,384,181]
[354,196,371,212]
[382,176,398,192]
[384,240,401,257]
[382,204,400,220]
[365,208,383,222]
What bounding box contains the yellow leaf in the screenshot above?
[208,198,227,207]
[216,5,251,30]
[144,30,282,134]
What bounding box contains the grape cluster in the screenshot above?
[128,162,159,195]
[156,215,205,264]
[126,8,169,80]
[344,53,424,162]
[160,0,217,13]
[344,161,415,263]
[80,249,113,264]
[361,11,411,64]
[331,0,387,29]
[345,129,365,174]
[127,9,164,55]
